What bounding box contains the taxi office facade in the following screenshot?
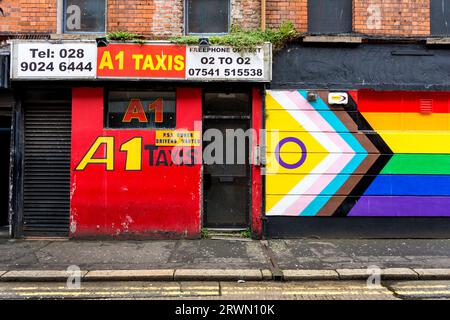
[9,40,270,239]
[2,0,273,239]
[4,0,450,239]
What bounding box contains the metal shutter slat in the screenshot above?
[23,95,71,237]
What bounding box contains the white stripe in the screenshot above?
[266,91,354,216]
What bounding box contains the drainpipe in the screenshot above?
[261,0,266,31]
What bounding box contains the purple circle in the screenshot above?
[275,137,307,169]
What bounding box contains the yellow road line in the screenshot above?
[13,291,219,297]
[222,290,392,295]
[395,291,450,295]
[391,285,450,289]
[9,286,182,291]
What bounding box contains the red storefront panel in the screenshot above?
[70,88,202,238]
[251,88,263,237]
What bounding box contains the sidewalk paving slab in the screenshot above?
[268,239,450,270]
[336,268,418,280]
[174,269,263,281]
[413,269,450,280]
[283,270,339,281]
[84,269,175,281]
[1,270,88,282]
[2,239,450,279]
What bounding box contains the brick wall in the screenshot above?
[0,0,56,34]
[0,0,438,38]
[231,0,261,30]
[266,0,307,31]
[151,0,183,37]
[354,0,430,36]
[108,0,155,37]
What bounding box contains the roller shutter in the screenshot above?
[22,91,71,237]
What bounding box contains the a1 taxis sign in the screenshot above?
[97,44,187,79]
[10,41,272,82]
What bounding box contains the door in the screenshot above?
[203,91,251,228]
[0,115,10,229]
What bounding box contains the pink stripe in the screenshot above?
[280,197,318,216]
[284,91,353,153]
[282,154,353,215]
[284,90,314,110]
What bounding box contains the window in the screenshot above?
[106,91,177,129]
[431,0,450,35]
[308,0,352,34]
[63,0,106,33]
[186,0,230,35]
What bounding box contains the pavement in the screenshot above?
[1,238,450,283]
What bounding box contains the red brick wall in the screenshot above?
[108,0,155,37]
[232,0,261,30]
[266,0,307,32]
[108,0,183,37]
[0,0,437,38]
[353,0,430,36]
[0,0,56,34]
[150,0,183,37]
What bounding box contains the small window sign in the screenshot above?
[106,91,176,129]
[64,0,106,34]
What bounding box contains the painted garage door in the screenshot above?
[265,89,450,217]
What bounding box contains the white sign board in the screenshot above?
[10,41,272,82]
[328,92,349,105]
[186,46,269,81]
[11,42,97,79]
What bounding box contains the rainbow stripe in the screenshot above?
[350,91,450,217]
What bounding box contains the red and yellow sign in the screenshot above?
[97,44,186,79]
[155,130,201,147]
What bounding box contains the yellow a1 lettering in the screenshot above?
[120,137,142,171]
[75,137,115,171]
[99,51,114,70]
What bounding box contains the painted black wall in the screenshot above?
[0,54,9,89]
[271,43,450,90]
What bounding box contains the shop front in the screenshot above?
[263,42,450,238]
[9,41,271,239]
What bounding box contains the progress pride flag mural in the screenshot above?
[265,89,450,217]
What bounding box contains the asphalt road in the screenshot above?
[0,280,449,300]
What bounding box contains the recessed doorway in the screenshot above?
[202,90,251,229]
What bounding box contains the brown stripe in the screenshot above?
[316,102,381,216]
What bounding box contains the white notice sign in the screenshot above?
[12,42,97,79]
[186,45,268,81]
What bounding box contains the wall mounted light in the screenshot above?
[307,91,318,102]
[96,37,109,48]
[199,38,210,46]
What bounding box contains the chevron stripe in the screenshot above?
[298,91,367,216]
[266,90,368,216]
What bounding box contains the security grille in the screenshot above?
[22,91,71,237]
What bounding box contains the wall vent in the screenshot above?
[420,99,433,114]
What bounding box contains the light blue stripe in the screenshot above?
[298,90,366,154]
[297,90,368,216]
[300,154,367,216]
